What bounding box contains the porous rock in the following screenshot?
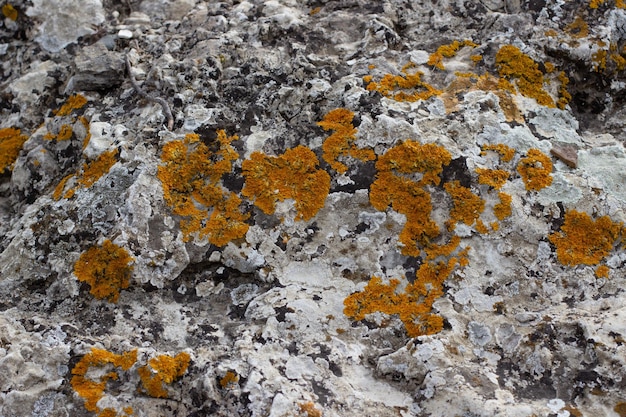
[1,1,626,417]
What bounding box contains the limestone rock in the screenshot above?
[66,42,125,92]
[1,1,626,417]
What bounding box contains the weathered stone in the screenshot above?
[2,1,626,416]
[66,43,125,92]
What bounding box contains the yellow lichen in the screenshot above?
[427,40,479,70]
[595,265,610,278]
[444,180,485,230]
[157,131,249,245]
[242,145,331,221]
[590,0,626,7]
[344,253,466,337]
[71,348,138,416]
[566,16,589,38]
[548,210,622,266]
[557,71,572,109]
[0,127,28,172]
[442,73,523,122]
[474,219,489,234]
[219,371,239,389]
[517,148,553,191]
[44,124,74,142]
[593,48,607,72]
[78,116,92,149]
[138,352,190,398]
[2,4,17,21]
[298,401,322,417]
[317,108,375,173]
[424,235,461,260]
[365,63,442,102]
[369,140,451,257]
[493,192,513,221]
[53,174,75,200]
[343,276,441,337]
[476,168,510,189]
[79,149,118,188]
[615,402,626,417]
[56,94,88,116]
[481,143,516,163]
[495,45,556,107]
[73,240,134,303]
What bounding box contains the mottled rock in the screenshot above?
[66,43,125,92]
[26,0,105,53]
[2,1,626,417]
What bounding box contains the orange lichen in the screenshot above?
[344,254,465,337]
[427,40,479,70]
[474,219,489,234]
[365,63,442,102]
[369,140,451,257]
[557,71,572,109]
[481,143,516,163]
[242,145,331,221]
[219,371,239,389]
[2,4,17,21]
[317,108,375,173]
[0,127,28,172]
[592,48,608,72]
[71,348,138,416]
[444,181,485,230]
[566,16,589,38]
[615,402,626,417]
[611,51,626,70]
[138,352,190,398]
[548,210,622,266]
[56,94,88,116]
[374,140,451,186]
[53,174,75,200]
[590,0,626,7]
[79,149,118,188]
[158,131,249,245]
[298,402,322,417]
[344,276,441,337]
[441,73,523,122]
[493,192,512,221]
[73,240,134,303]
[79,116,92,149]
[595,265,610,278]
[44,124,74,142]
[517,148,553,191]
[476,168,509,189]
[425,235,461,260]
[495,45,556,107]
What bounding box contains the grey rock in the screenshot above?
[66,43,125,92]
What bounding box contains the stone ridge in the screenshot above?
[1,1,626,417]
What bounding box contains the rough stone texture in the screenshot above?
[1,1,626,416]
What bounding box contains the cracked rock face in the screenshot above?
[1,0,626,416]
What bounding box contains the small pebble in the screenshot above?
[117,29,133,39]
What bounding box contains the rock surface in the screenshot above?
[1,0,626,416]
